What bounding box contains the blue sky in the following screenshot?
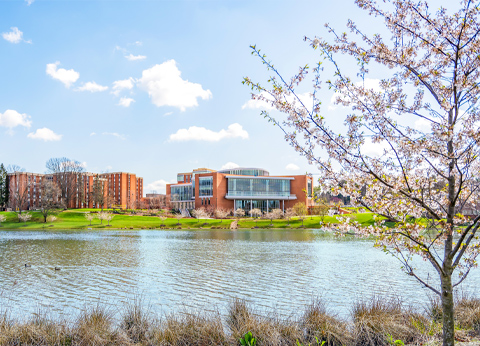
[0,0,448,193]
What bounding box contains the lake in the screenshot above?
[0,229,478,319]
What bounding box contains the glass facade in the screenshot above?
[171,184,193,201]
[218,168,269,176]
[234,200,280,213]
[198,176,213,196]
[227,178,290,197]
[177,174,184,182]
[308,180,312,197]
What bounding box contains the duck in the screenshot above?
[24,264,31,268]
[54,267,61,271]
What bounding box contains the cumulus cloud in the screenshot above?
[27,128,62,141]
[102,132,126,140]
[76,81,108,92]
[286,163,300,171]
[25,0,34,5]
[118,97,135,107]
[125,54,146,61]
[46,62,79,88]
[242,91,313,111]
[146,179,169,194]
[221,162,240,170]
[138,60,212,111]
[111,78,135,96]
[169,123,248,142]
[2,27,30,44]
[0,109,32,128]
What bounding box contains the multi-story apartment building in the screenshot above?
[7,171,143,210]
[166,167,313,213]
[101,172,143,209]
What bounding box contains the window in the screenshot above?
[199,176,213,196]
[171,185,193,201]
[227,178,290,197]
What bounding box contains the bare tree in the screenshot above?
[46,157,85,208]
[39,180,63,223]
[92,174,106,210]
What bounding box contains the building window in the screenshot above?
[198,176,213,196]
[227,178,290,197]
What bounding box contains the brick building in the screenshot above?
[166,167,313,213]
[101,172,143,209]
[7,171,143,210]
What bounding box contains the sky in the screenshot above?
[0,0,451,194]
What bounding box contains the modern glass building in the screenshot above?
[166,167,313,213]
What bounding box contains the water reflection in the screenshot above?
[0,230,478,319]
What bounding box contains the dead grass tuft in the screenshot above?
[455,294,480,333]
[352,297,426,346]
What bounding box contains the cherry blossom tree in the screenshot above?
[0,214,6,226]
[85,212,95,226]
[234,208,245,218]
[18,212,32,224]
[284,208,296,226]
[249,208,262,227]
[193,208,210,224]
[214,208,230,223]
[244,1,480,344]
[159,215,167,227]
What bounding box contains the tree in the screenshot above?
[85,212,95,226]
[39,180,63,223]
[0,164,9,210]
[284,208,296,226]
[193,208,210,224]
[245,1,480,344]
[92,174,106,210]
[18,212,32,224]
[264,208,283,226]
[248,208,262,226]
[46,157,85,208]
[234,208,245,218]
[214,208,230,223]
[175,213,184,226]
[159,215,167,227]
[293,202,308,227]
[97,212,113,225]
[0,214,6,226]
[8,173,30,220]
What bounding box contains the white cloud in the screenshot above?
[286,163,300,171]
[163,111,173,116]
[2,27,30,44]
[111,78,135,96]
[46,62,79,88]
[242,91,275,111]
[76,81,108,92]
[90,132,96,136]
[125,54,146,61]
[138,60,212,111]
[102,132,126,140]
[414,118,431,132]
[242,91,313,111]
[133,41,142,46]
[80,161,87,168]
[25,0,34,5]
[146,179,169,194]
[169,123,249,142]
[27,128,62,141]
[118,97,135,107]
[221,162,240,170]
[361,137,389,158]
[0,109,32,128]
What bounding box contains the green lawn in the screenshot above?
[0,210,380,230]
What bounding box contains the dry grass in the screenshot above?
[301,299,351,346]
[152,311,228,346]
[455,294,480,334]
[0,295,478,345]
[352,297,428,346]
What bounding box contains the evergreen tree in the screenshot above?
[0,164,8,210]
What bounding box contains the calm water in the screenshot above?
[0,229,478,319]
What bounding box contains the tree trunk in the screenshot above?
[441,273,455,346]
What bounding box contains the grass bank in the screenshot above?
[0,210,377,230]
[0,296,479,346]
